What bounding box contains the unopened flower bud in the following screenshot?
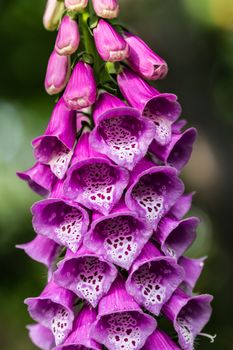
[45,50,70,95]
[43,0,64,31]
[65,0,88,12]
[92,0,120,19]
[55,15,80,56]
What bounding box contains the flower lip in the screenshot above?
[27,323,55,350]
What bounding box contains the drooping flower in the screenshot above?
[64,131,129,214]
[163,288,213,350]
[93,19,128,62]
[63,61,97,110]
[27,324,55,350]
[32,179,89,253]
[124,32,168,80]
[16,234,61,269]
[118,68,181,146]
[85,201,153,270]
[55,304,101,350]
[55,15,80,56]
[45,51,71,95]
[125,158,184,229]
[25,281,75,346]
[43,0,64,31]
[32,98,76,179]
[150,127,197,172]
[92,0,120,19]
[64,0,88,11]
[90,92,156,170]
[154,216,199,259]
[168,192,195,220]
[54,244,118,307]
[142,329,180,350]
[91,276,157,350]
[179,256,206,294]
[17,162,56,196]
[126,241,184,316]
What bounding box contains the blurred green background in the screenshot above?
[0,0,233,349]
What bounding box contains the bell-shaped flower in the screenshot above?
[142,329,180,350]
[93,20,128,62]
[118,68,181,146]
[25,281,76,346]
[126,241,184,316]
[17,162,56,196]
[154,216,199,259]
[65,0,88,11]
[124,32,168,80]
[63,61,96,110]
[90,92,156,170]
[64,131,129,215]
[168,192,195,220]
[55,15,80,56]
[32,179,89,253]
[85,200,153,270]
[92,0,120,19]
[150,127,197,172]
[43,0,64,31]
[16,234,60,269]
[179,256,206,294]
[91,276,156,350]
[163,288,213,350]
[45,51,71,95]
[125,158,184,229]
[55,304,101,350]
[27,324,55,350]
[32,98,76,179]
[54,245,118,308]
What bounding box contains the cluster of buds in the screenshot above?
[17,0,215,349]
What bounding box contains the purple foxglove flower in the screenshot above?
[90,92,156,170]
[54,245,117,308]
[142,329,180,350]
[65,0,88,11]
[27,324,55,350]
[43,0,64,31]
[25,281,75,346]
[16,234,60,269]
[45,51,71,95]
[118,68,181,146]
[168,192,195,220]
[126,241,184,316]
[55,305,101,350]
[93,20,128,62]
[92,276,156,350]
[163,288,213,350]
[17,162,56,196]
[32,180,89,253]
[32,98,76,180]
[125,158,184,229]
[150,127,197,172]
[179,256,206,294]
[63,61,96,110]
[124,32,168,80]
[92,0,120,19]
[172,119,187,134]
[55,15,80,56]
[154,216,199,259]
[64,131,129,215]
[85,201,153,270]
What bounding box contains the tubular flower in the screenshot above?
[93,19,128,62]
[54,244,118,307]
[32,98,76,179]
[19,2,214,350]
[55,15,80,56]
[92,0,120,19]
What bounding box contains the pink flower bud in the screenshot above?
[65,0,88,11]
[93,19,128,62]
[45,50,71,95]
[63,61,97,110]
[92,0,120,19]
[55,15,80,56]
[125,32,168,80]
[43,0,64,31]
